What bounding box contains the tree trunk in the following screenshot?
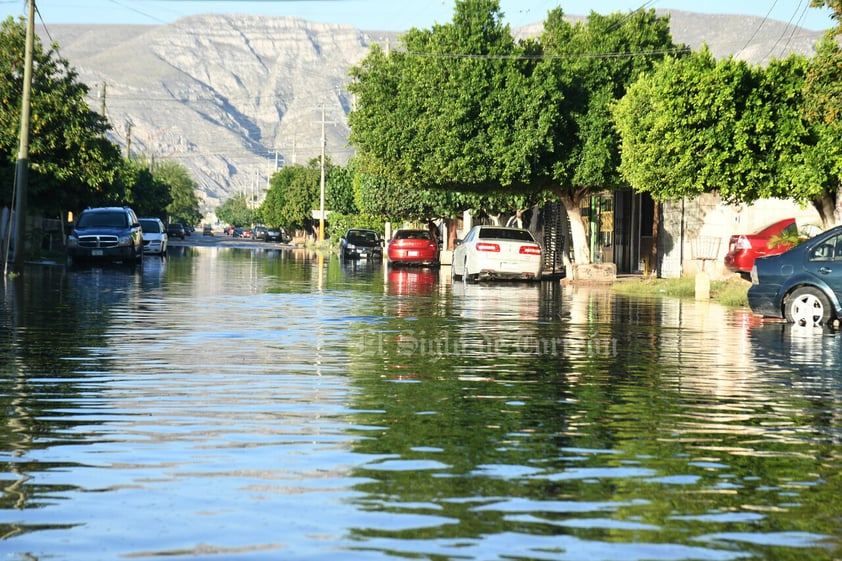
[650,202,660,278]
[559,192,590,265]
[445,217,459,251]
[812,186,842,229]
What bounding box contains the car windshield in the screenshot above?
[478,227,535,242]
[139,220,161,233]
[394,230,431,240]
[348,231,378,244]
[78,212,127,228]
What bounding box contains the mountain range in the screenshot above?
[37,10,825,221]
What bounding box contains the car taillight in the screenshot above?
[734,236,752,250]
[519,245,541,255]
[476,242,500,252]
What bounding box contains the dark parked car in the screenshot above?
[167,222,187,240]
[265,227,284,242]
[748,225,842,326]
[66,206,144,265]
[340,228,383,260]
[251,226,268,241]
[724,218,796,275]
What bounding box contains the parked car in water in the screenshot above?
[748,224,842,326]
[66,206,144,265]
[265,227,284,242]
[340,228,383,259]
[251,226,268,241]
[167,222,187,240]
[724,218,797,275]
[451,226,542,282]
[387,229,440,267]
[139,217,168,256]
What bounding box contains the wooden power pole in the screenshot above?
[12,0,35,274]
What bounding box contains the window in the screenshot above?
[809,234,842,261]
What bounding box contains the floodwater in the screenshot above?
[1,246,841,561]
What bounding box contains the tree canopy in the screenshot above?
[259,159,323,231]
[613,46,842,228]
[154,159,202,225]
[0,16,125,217]
[348,1,679,262]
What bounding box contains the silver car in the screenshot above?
[139,217,168,256]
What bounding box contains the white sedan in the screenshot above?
[451,226,543,282]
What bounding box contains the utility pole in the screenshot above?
[126,122,132,158]
[12,0,35,275]
[319,104,326,242]
[99,82,107,116]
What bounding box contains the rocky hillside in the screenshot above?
[39,10,824,220]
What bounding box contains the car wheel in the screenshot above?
[463,259,478,284]
[785,286,833,326]
[451,259,461,281]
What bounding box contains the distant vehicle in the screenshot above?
[241,229,252,239]
[66,206,144,265]
[202,225,214,236]
[251,226,268,241]
[724,218,796,275]
[265,227,283,242]
[748,224,842,326]
[451,226,542,282]
[167,222,187,240]
[139,217,168,255]
[340,228,383,260]
[387,229,440,267]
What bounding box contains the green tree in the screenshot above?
[0,16,124,216]
[216,192,254,228]
[349,2,677,262]
[802,34,842,227]
[811,0,842,32]
[153,159,201,226]
[613,48,841,227]
[535,7,679,263]
[119,159,172,218]
[326,161,357,216]
[349,2,546,201]
[260,159,321,231]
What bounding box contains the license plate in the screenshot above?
[92,249,103,256]
[408,250,419,257]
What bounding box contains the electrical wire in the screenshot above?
[737,0,778,58]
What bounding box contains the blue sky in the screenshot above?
[2,0,836,31]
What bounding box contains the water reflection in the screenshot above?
[1,254,841,560]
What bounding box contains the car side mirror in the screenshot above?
[454,239,463,246]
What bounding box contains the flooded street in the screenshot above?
[2,246,841,561]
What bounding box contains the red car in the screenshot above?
[387,229,440,267]
[724,217,796,274]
